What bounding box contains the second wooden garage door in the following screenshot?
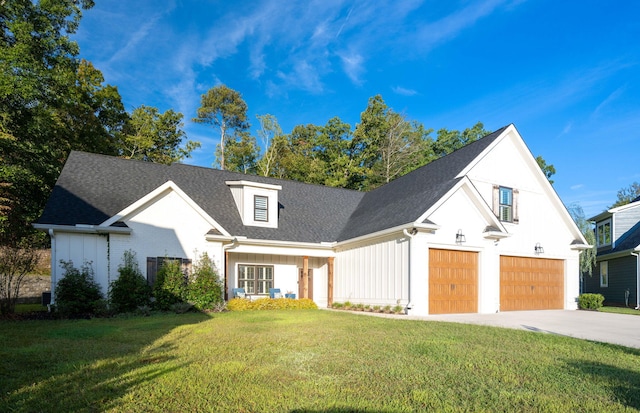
[429,249,478,314]
[500,256,564,311]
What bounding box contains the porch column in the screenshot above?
[302,256,309,299]
[327,257,334,307]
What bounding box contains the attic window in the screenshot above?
[254,195,268,222]
[596,219,611,247]
[493,185,519,223]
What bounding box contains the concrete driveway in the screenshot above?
[406,310,640,349]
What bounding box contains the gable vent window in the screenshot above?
[254,195,268,222]
[493,185,519,223]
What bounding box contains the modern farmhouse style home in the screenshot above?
[34,124,590,315]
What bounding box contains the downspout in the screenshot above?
[222,238,239,301]
[403,228,416,313]
[48,229,56,307]
[632,252,640,310]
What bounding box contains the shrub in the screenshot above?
[579,293,605,310]
[152,259,187,310]
[109,250,152,313]
[332,302,344,309]
[0,246,39,314]
[170,302,193,314]
[55,260,105,318]
[393,305,404,314]
[227,298,318,311]
[187,252,223,310]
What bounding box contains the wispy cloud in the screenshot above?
[392,86,419,96]
[591,85,627,119]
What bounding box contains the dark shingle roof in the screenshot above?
[336,126,508,241]
[38,125,510,244]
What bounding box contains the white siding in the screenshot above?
[334,234,409,306]
[110,189,223,283]
[52,233,109,300]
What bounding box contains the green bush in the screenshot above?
[227,298,318,311]
[55,260,105,318]
[109,250,152,313]
[187,252,223,310]
[579,293,605,310]
[152,259,188,310]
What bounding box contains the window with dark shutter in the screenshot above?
[254,195,268,222]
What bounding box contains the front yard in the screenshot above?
[1,309,639,412]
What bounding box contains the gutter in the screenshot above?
[33,223,132,234]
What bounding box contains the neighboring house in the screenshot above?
[583,196,640,308]
[34,124,589,315]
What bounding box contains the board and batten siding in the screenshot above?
[585,255,637,306]
[52,232,109,300]
[334,234,409,306]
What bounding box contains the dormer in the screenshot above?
[226,180,282,228]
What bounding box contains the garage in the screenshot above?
[500,256,564,311]
[429,249,478,314]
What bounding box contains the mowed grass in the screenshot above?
[1,310,639,412]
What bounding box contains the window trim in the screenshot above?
[237,264,274,295]
[596,219,612,247]
[599,261,608,288]
[254,195,269,222]
[499,186,513,222]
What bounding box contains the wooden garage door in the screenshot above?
[500,256,564,311]
[429,249,478,314]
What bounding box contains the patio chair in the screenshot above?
[232,288,246,299]
[269,288,282,299]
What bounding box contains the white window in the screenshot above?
[238,264,274,294]
[499,187,513,222]
[254,195,268,222]
[596,219,612,247]
[599,261,608,288]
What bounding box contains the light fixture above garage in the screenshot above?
[456,229,466,244]
[535,242,544,254]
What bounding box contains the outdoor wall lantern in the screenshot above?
[534,242,544,254]
[455,229,466,244]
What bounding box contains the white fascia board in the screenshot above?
[100,180,230,237]
[416,176,508,235]
[455,124,515,178]
[225,180,282,191]
[32,223,132,234]
[231,237,336,250]
[226,237,336,257]
[335,222,439,248]
[570,243,593,251]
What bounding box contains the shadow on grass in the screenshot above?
[567,356,640,410]
[0,311,210,412]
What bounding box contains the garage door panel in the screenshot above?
[500,256,564,311]
[429,249,478,314]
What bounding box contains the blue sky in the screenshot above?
[74,0,640,218]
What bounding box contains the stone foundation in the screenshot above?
[17,276,51,304]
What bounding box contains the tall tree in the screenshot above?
[193,85,249,170]
[0,0,126,245]
[610,182,640,208]
[119,105,200,164]
[219,130,260,174]
[256,114,284,177]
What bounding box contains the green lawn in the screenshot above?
[599,306,640,316]
[1,310,639,412]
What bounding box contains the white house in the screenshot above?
[34,124,590,315]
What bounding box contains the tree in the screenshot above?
[193,85,249,170]
[0,246,39,314]
[221,130,260,174]
[353,95,434,190]
[119,105,200,164]
[256,114,285,177]
[567,203,597,277]
[0,1,126,245]
[610,182,640,208]
[432,122,489,158]
[536,155,556,184]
